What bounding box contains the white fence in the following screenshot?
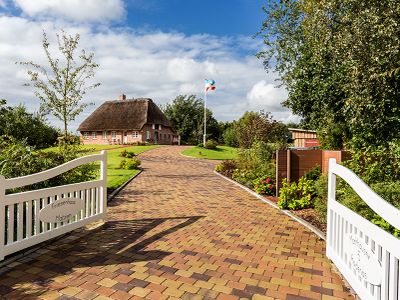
[327,158,400,300]
[0,150,107,261]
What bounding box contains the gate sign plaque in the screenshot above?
[345,234,382,285]
[39,197,85,223]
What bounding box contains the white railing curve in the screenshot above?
[327,158,400,300]
[0,150,107,261]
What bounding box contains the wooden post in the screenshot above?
[100,150,107,215]
[0,176,5,261]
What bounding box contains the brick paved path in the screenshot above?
[0,146,353,300]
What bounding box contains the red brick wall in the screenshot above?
[80,126,176,145]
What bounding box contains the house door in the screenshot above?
[154,131,159,144]
[123,131,128,144]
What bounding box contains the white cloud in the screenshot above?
[0,15,295,132]
[13,0,125,22]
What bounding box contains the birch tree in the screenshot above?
[19,31,100,137]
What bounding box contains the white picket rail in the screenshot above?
[0,150,107,261]
[327,158,400,300]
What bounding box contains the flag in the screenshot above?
[205,79,216,92]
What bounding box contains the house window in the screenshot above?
[152,124,155,130]
[158,124,162,130]
[83,132,89,139]
[92,131,97,139]
[111,131,116,139]
[132,131,139,138]
[146,131,150,139]
[102,131,107,139]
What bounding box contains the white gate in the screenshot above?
[327,158,400,300]
[0,150,107,261]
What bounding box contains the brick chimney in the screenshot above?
[118,94,126,101]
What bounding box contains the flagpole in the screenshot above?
[203,89,207,145]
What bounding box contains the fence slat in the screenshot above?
[26,200,32,238]
[17,203,23,241]
[7,204,14,244]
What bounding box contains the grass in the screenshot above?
[105,145,162,191]
[44,144,162,191]
[182,146,238,160]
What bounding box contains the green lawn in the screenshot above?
[105,145,162,190]
[182,146,238,160]
[44,144,162,191]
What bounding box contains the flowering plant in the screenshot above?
[252,176,275,195]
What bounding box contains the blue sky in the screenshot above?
[124,0,265,38]
[0,0,295,132]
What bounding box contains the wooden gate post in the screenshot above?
[0,175,5,261]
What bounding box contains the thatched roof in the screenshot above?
[77,98,171,131]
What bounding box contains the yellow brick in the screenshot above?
[239,277,259,286]
[290,281,311,290]
[194,280,214,290]
[97,278,117,288]
[322,282,345,291]
[147,275,165,284]
[209,277,228,286]
[175,270,193,277]
[60,287,81,296]
[247,267,264,275]
[180,283,200,294]
[164,287,184,298]
[252,295,274,300]
[162,279,183,289]
[212,284,232,294]
[131,272,149,280]
[129,287,151,298]
[270,278,290,286]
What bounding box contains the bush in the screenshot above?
[304,166,322,181]
[214,160,237,178]
[313,175,328,223]
[252,176,275,196]
[197,143,204,148]
[120,150,135,158]
[120,158,141,170]
[204,140,217,149]
[0,135,98,192]
[277,177,314,210]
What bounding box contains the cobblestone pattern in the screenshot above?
[0,146,353,299]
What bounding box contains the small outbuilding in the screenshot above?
[288,128,320,148]
[77,95,177,145]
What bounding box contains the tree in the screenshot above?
[235,111,288,149]
[0,100,58,149]
[163,95,220,144]
[19,31,100,137]
[257,0,400,149]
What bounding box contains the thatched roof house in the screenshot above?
[78,95,177,145]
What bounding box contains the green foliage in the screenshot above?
[204,140,217,150]
[344,144,400,184]
[278,177,314,210]
[222,126,239,147]
[18,31,100,137]
[303,166,322,181]
[0,136,98,192]
[232,141,275,186]
[252,176,275,196]
[258,0,400,149]
[162,95,220,144]
[120,150,136,158]
[197,143,204,148]
[0,100,58,149]
[119,157,141,170]
[215,160,237,178]
[234,111,288,149]
[313,175,329,223]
